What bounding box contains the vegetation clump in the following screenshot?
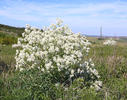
[0,19,127,100]
[13,18,102,90]
[103,38,117,45]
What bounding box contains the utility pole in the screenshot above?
[100,26,102,39]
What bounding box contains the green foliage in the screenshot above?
[60,78,102,100]
[0,43,127,100]
[0,70,102,100]
[0,32,17,45]
[0,45,16,73]
[89,45,127,100]
[1,37,17,45]
[0,45,16,56]
[0,69,60,100]
[0,24,24,37]
[0,32,6,38]
[19,68,60,100]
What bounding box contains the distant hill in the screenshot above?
[0,24,25,37]
[0,23,127,40]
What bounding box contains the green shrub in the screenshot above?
[0,69,61,100]
[1,37,17,45]
[0,69,103,100]
[0,32,17,45]
[89,45,127,100]
[1,44,127,100]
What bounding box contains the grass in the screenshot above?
[0,38,127,100]
[0,45,16,73]
[89,44,127,100]
[0,24,24,36]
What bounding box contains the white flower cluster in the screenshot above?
[13,18,102,90]
[103,38,116,45]
[91,80,102,91]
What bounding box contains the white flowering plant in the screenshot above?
[103,38,116,45]
[13,18,102,91]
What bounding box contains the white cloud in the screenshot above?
[0,0,127,20]
[0,0,127,35]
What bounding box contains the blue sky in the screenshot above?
[0,0,127,36]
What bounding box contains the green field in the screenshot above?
[0,24,127,100]
[0,37,127,100]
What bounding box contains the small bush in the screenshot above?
[14,18,101,91]
[0,32,17,45]
[1,37,17,45]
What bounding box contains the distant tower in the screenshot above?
[100,26,102,39]
[98,26,104,40]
